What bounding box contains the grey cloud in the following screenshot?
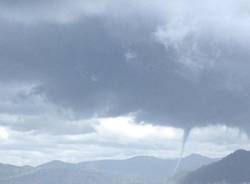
[0,82,95,135]
[0,0,250,135]
[0,0,111,23]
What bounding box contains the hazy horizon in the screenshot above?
[0,151,221,167]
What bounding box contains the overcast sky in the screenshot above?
[1,0,250,166]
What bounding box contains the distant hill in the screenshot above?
[182,149,250,184]
[180,154,217,171]
[79,155,216,182]
[0,163,33,180]
[0,165,119,184]
[0,154,216,184]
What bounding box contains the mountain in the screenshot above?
[1,165,120,184]
[79,155,216,182]
[37,160,74,170]
[0,163,33,180]
[182,149,250,184]
[0,154,216,184]
[180,154,217,171]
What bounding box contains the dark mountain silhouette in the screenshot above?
[182,149,250,184]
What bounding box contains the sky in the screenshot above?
[1,0,250,166]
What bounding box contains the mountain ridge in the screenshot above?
[0,154,216,184]
[182,149,250,184]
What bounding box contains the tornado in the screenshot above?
[172,128,191,176]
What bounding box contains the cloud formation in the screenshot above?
[0,0,111,23]
[0,120,249,166]
[0,0,250,164]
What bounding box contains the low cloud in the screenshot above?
[0,120,249,166]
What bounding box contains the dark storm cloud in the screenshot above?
[0,0,111,23]
[1,0,250,133]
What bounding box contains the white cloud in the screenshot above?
[125,51,137,61]
[0,113,249,165]
[0,127,9,140]
[185,125,250,157]
[96,116,182,140]
[155,0,250,72]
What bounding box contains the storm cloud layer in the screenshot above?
[1,0,250,135]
